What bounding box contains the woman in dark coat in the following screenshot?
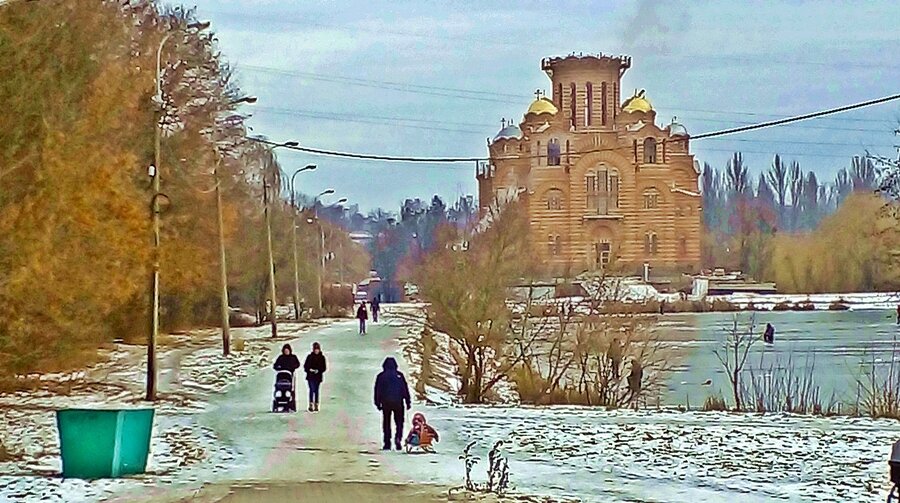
[273,344,301,373]
[303,342,327,412]
[356,302,369,335]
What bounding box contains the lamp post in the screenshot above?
[147,20,209,402]
[288,165,316,321]
[263,171,279,338]
[309,190,335,313]
[214,98,256,357]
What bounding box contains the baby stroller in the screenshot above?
[888,440,900,502]
[272,370,296,412]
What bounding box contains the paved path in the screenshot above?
[194,316,456,501]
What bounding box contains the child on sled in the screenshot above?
[404,412,439,453]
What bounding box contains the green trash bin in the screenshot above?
[55,408,155,479]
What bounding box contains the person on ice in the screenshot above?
[357,301,369,335]
[303,342,327,412]
[763,323,775,344]
[373,357,411,450]
[273,344,300,373]
[405,412,439,451]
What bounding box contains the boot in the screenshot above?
[394,438,402,451]
[314,402,319,412]
[308,404,314,412]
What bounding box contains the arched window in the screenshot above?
[586,168,619,215]
[586,82,593,126]
[569,82,576,129]
[548,234,562,256]
[547,139,561,166]
[545,189,563,210]
[644,232,658,255]
[643,137,657,164]
[679,236,688,257]
[601,82,608,126]
[565,140,570,164]
[556,82,563,108]
[642,188,660,209]
[536,140,542,166]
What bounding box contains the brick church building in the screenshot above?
[477,53,702,275]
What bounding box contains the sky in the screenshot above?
[177,0,900,212]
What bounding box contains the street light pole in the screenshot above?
[146,21,209,401]
[289,165,316,321]
[263,176,278,337]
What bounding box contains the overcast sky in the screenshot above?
[179,0,900,212]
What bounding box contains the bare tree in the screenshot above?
[713,314,758,411]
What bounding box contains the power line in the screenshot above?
[690,93,900,140]
[247,92,900,163]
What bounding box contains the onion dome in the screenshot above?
[525,97,558,116]
[622,89,653,113]
[669,117,688,137]
[494,124,523,141]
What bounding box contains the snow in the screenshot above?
[716,291,900,311]
[0,318,332,502]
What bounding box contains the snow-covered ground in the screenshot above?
[0,319,332,502]
[715,291,900,311]
[386,303,900,503]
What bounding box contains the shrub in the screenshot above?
[702,394,728,411]
[232,337,245,352]
[772,301,792,311]
[322,285,354,317]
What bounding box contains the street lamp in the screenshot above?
[309,189,336,313]
[288,164,316,321]
[214,100,256,357]
[147,20,210,402]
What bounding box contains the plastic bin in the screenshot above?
[55,408,154,478]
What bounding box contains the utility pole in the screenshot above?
[146,20,210,402]
[264,178,278,337]
[214,156,231,356]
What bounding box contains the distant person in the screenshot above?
[371,295,381,323]
[303,342,327,412]
[273,344,300,373]
[763,323,775,344]
[357,302,369,335]
[374,357,411,450]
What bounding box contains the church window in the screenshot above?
[679,236,688,257]
[601,82,608,126]
[643,188,660,209]
[547,139,561,166]
[565,140,570,164]
[556,82,563,108]
[536,141,542,166]
[545,189,563,210]
[594,241,612,269]
[569,82,576,129]
[549,235,562,256]
[586,82,593,126]
[643,137,658,164]
[644,232,658,255]
[586,168,619,215]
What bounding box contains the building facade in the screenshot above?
[477,54,702,275]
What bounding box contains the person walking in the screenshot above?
[303,342,327,412]
[373,356,411,450]
[273,344,300,373]
[371,295,381,323]
[357,301,369,335]
[763,323,775,344]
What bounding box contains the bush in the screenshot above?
[772,301,792,311]
[322,285,354,317]
[232,337,245,352]
[702,394,728,411]
[828,301,850,311]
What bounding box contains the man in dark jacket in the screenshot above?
[373,357,411,450]
[273,344,301,373]
[303,342,327,412]
[357,302,369,335]
[371,295,381,323]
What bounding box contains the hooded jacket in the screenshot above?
[374,357,410,409]
[273,344,301,373]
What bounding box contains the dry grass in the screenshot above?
[702,394,728,411]
[232,337,246,352]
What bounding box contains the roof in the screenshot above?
[622,89,653,113]
[526,97,558,116]
[493,124,523,141]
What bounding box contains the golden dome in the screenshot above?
[526,97,558,116]
[622,89,653,113]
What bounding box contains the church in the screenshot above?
[477,53,702,275]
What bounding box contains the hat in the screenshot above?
[312,342,321,350]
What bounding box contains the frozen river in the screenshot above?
[657,309,900,407]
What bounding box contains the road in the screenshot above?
[191,317,459,502]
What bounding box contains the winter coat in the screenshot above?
[273,354,300,373]
[303,352,327,382]
[374,357,410,409]
[357,305,369,321]
[371,297,381,312]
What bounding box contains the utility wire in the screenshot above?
[247,92,900,163]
